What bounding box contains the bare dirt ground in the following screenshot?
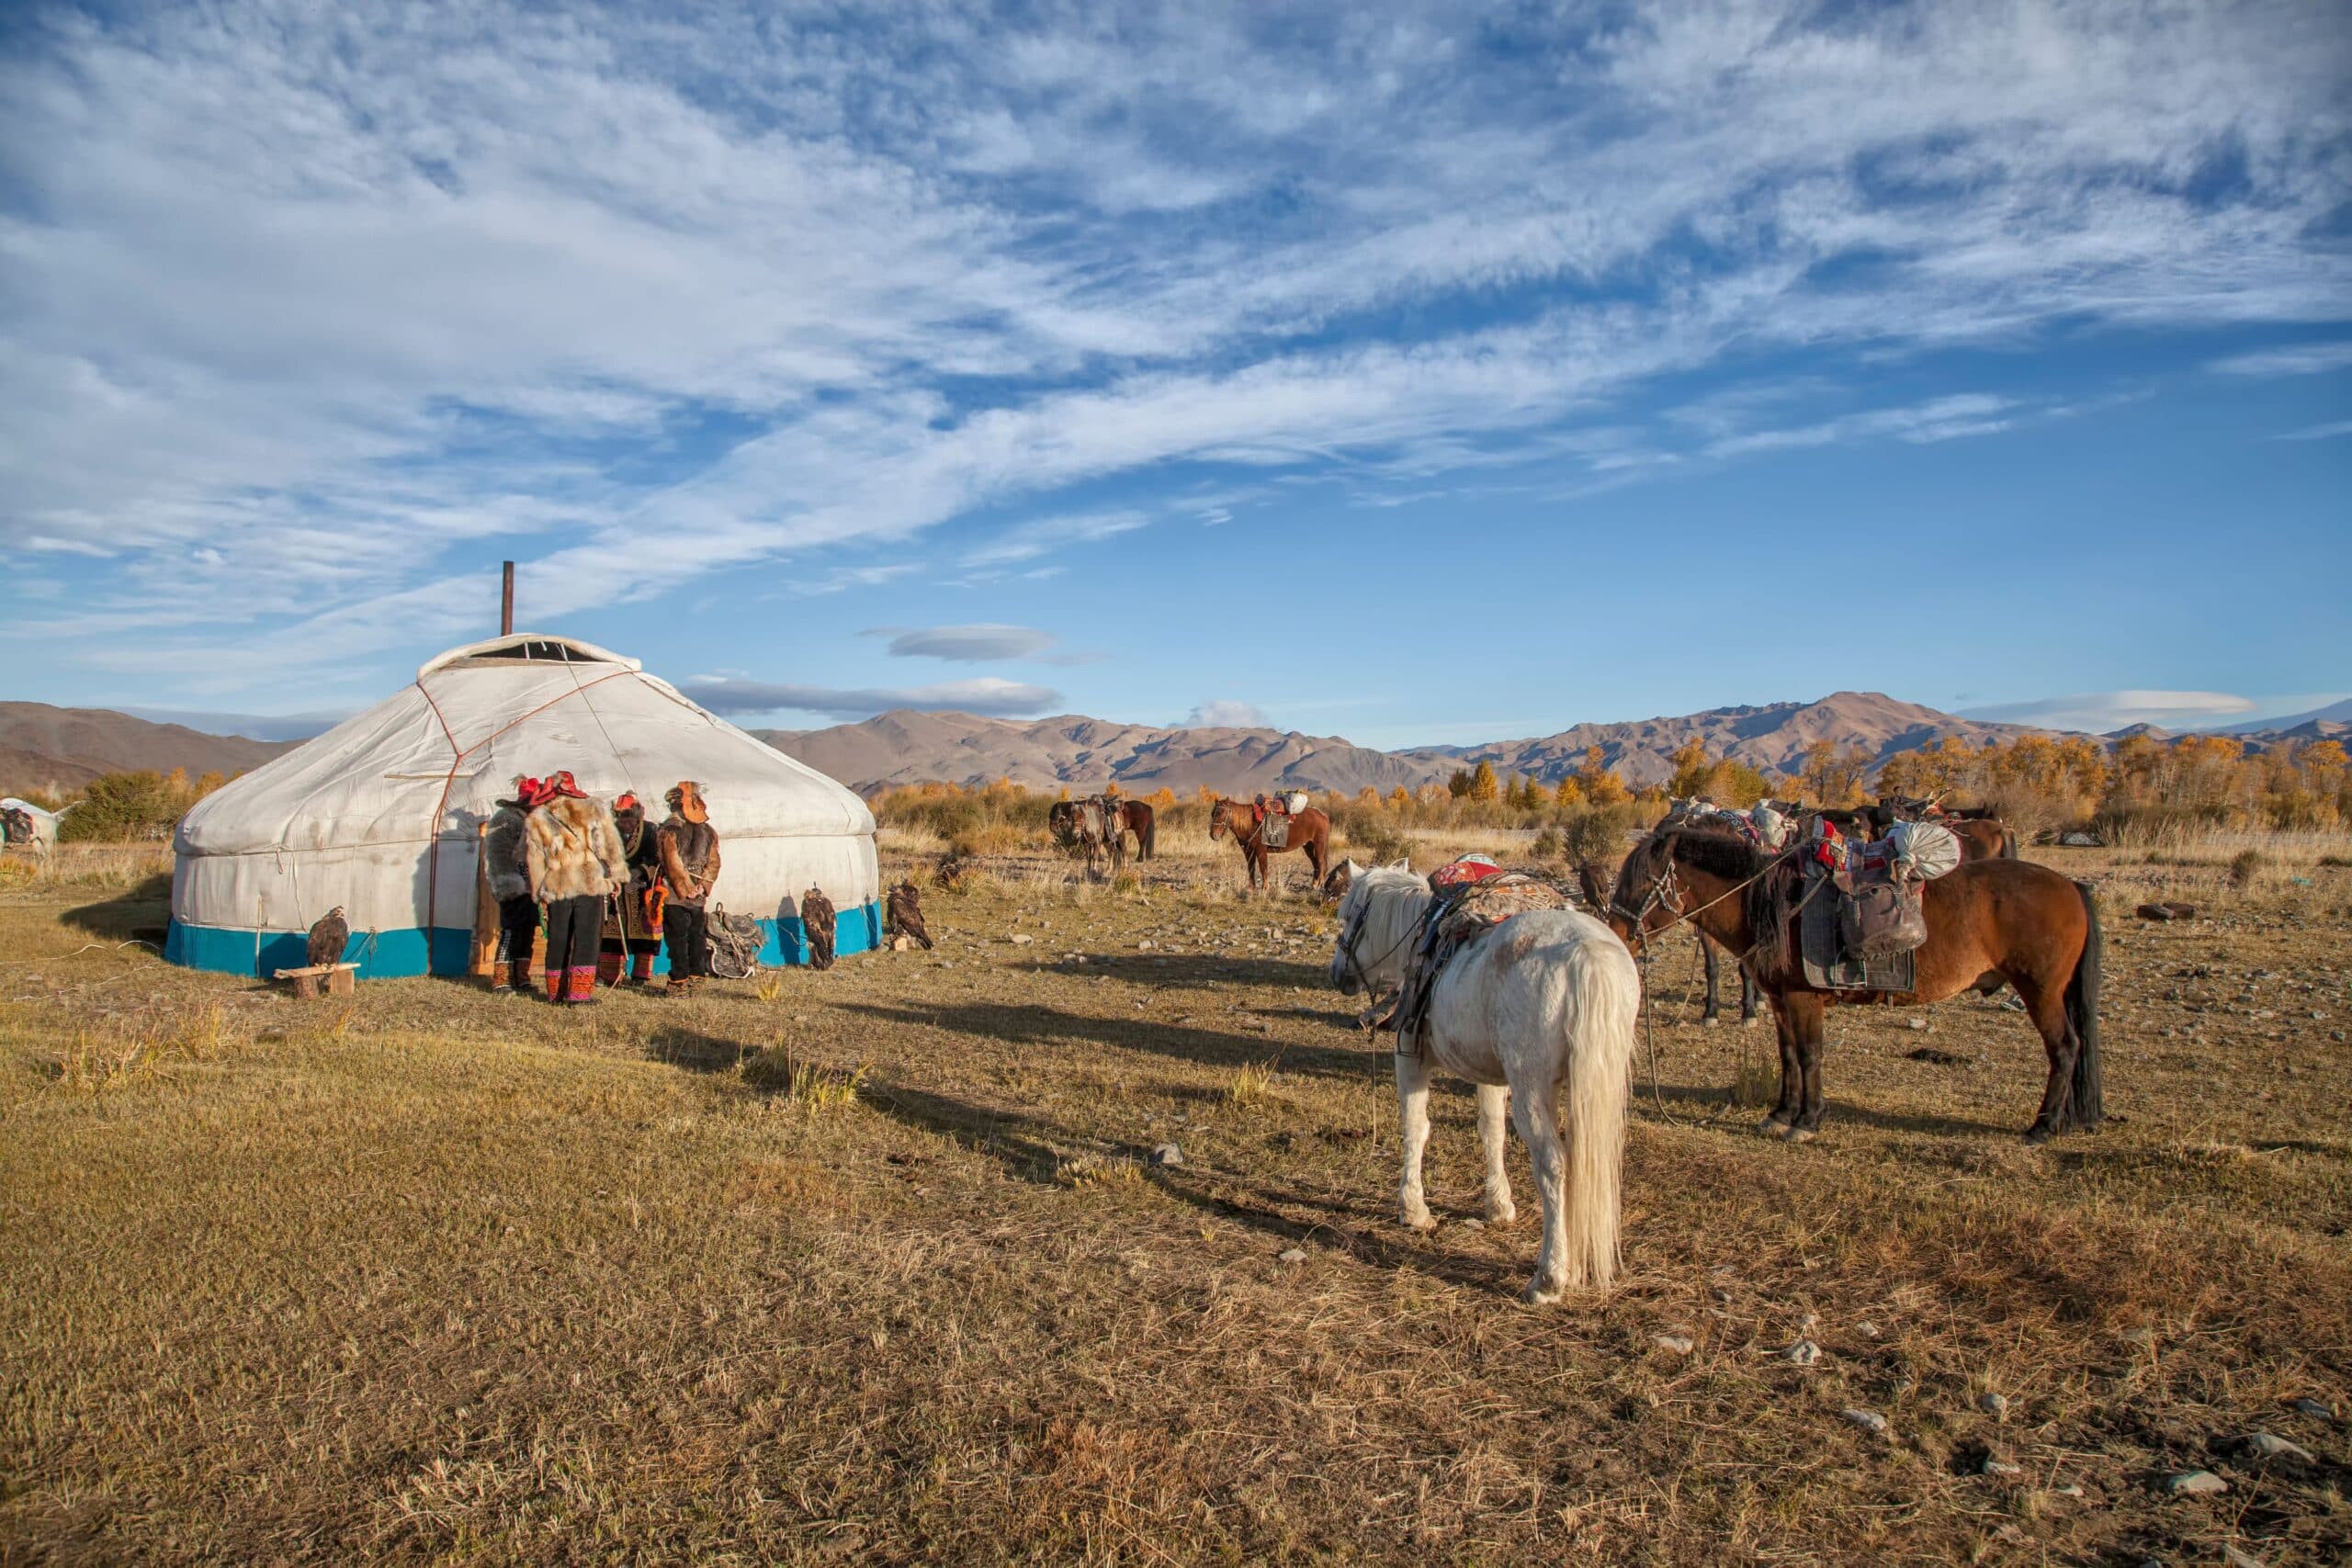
[2,836,2347,1564]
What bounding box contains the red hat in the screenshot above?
[547,770,588,800]
[614,792,640,812]
[511,775,549,809]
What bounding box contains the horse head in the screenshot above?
[1047,799,1081,847]
[1207,798,1236,840]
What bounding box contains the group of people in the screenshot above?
[481,773,722,1004]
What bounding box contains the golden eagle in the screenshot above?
[800,886,837,971]
[306,907,348,969]
[886,881,933,950]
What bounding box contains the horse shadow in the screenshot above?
[62,873,175,946]
[1635,1076,2019,1140]
[861,1076,1524,1295]
[833,998,1384,1083]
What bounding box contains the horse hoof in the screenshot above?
[1521,1279,1565,1306]
[1785,1126,1816,1145]
[1758,1116,1791,1137]
[1702,1016,1720,1028]
[1486,1205,1520,1228]
[1401,1210,1439,1233]
[2021,1126,2052,1146]
[1741,1016,1761,1029]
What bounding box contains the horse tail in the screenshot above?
[1560,933,1641,1290]
[2065,881,2103,1128]
[1138,806,1156,861]
[2001,826,2018,860]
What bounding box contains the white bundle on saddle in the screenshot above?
[1279,790,1308,816]
[1886,819,1962,882]
[1748,803,1787,849]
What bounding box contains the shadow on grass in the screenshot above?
[1633,1075,2026,1141]
[835,998,1381,1082]
[862,1074,1523,1294]
[1035,950,1335,993]
[61,873,174,944]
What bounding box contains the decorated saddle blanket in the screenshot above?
[1395,869,1579,1055]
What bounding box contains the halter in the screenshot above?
[1331,888,1424,998]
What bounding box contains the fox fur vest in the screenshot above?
[526,795,627,903]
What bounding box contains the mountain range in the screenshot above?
[6,689,2339,802]
[754,692,2055,795]
[0,703,296,793]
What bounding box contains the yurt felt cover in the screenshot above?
[166,634,880,977]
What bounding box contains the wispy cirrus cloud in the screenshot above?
[4,1,2346,698]
[2207,342,2352,377]
[1185,699,1272,728]
[678,675,1062,720]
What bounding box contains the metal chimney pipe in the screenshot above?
[500,561,514,636]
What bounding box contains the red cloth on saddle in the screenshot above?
[1429,856,1506,893]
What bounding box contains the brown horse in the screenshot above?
[1602,828,2102,1144]
[1207,797,1329,892]
[1102,796,1156,861]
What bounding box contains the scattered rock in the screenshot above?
[1457,1217,1485,1230]
[2238,1431,2312,1462]
[2136,901,2198,921]
[1841,1407,1889,1436]
[1856,1320,1881,1338]
[1009,933,1035,945]
[1781,1338,1822,1367]
[1136,939,1153,950]
[2289,1396,2337,1422]
[1980,1391,2009,1418]
[1148,1143,1183,1168]
[1907,1046,1967,1065]
[1981,1456,2022,1477]
[2163,1469,2228,1496]
[1652,1334,1693,1355]
[1906,1017,1928,1031]
[2051,1483,2085,1498]
[1277,1247,1307,1266]
[2219,1545,2267,1568]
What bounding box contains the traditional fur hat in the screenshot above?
[665,780,708,824]
[547,770,589,801]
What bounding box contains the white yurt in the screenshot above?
[165,634,879,978]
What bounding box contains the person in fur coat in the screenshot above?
[484,777,544,994]
[656,780,721,994]
[526,771,627,1004]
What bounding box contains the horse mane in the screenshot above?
[1611,828,1794,976]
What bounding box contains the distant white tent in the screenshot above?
[166,634,879,978]
[1,796,68,853]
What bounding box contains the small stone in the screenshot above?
[1841,1407,1889,1436]
[1980,1391,2009,1419]
[1457,1217,1485,1230]
[2051,1483,2085,1498]
[2290,1396,2337,1421]
[1856,1320,1881,1337]
[2239,1431,2312,1462]
[1277,1247,1306,1266]
[1981,1456,2022,1477]
[1009,933,1034,945]
[1652,1333,1694,1355]
[2220,1546,2266,1568]
[1137,939,1153,950]
[2163,1469,2228,1495]
[1781,1338,1821,1366]
[1148,1143,1183,1168]
[1907,1017,1928,1031]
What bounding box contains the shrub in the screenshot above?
[2228,848,2266,891]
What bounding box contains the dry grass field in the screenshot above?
[2,831,2348,1564]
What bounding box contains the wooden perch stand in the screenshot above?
[273,963,358,999]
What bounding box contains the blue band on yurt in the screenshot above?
[164,900,881,979]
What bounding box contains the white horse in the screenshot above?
[1329,865,1642,1301]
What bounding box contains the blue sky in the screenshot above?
[3,0,2346,750]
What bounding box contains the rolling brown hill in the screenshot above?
[757,691,2057,795]
[0,703,295,793]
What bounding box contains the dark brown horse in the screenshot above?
[1048,797,1125,879]
[1207,797,1329,892]
[1603,828,2102,1144]
[1102,796,1156,861]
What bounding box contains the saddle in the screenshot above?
[1794,820,1958,992]
[1393,868,1579,1056]
[1258,801,1289,851]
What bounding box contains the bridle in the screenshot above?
[1331,888,1423,998]
[1611,833,1802,960]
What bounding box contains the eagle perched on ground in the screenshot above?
[306,907,348,969]
[886,881,933,950]
[801,886,837,971]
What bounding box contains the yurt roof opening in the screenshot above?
[166,631,879,978]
